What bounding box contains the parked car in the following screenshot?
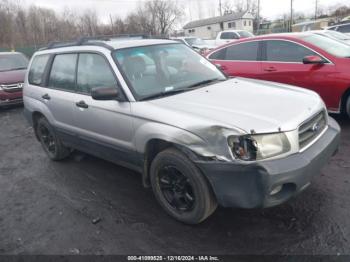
[206,30,254,47]
[207,32,350,118]
[327,22,350,36]
[310,30,350,45]
[0,52,29,107]
[172,37,216,54]
[24,38,340,224]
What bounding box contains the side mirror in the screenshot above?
[303,55,325,65]
[91,87,119,101]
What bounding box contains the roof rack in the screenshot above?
[40,34,169,51]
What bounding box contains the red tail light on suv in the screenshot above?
[0,52,29,107]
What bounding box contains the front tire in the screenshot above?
[36,117,70,161]
[346,95,350,118]
[150,148,217,224]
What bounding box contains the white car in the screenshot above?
[310,30,350,45]
[206,30,254,47]
[172,37,216,54]
[327,23,350,37]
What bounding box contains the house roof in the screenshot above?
[183,12,251,29]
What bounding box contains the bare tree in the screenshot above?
[144,0,183,35]
[232,0,258,16]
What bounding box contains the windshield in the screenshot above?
[323,30,350,40]
[299,34,350,58]
[185,38,207,46]
[113,43,226,100]
[237,31,254,38]
[0,53,29,72]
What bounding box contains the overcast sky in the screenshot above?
[22,0,350,25]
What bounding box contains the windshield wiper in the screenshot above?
[140,88,190,101]
[139,78,226,101]
[186,78,225,89]
[9,67,27,71]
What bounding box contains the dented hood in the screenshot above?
[136,78,325,135]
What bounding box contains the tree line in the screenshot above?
[0,0,183,48]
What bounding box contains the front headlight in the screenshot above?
[228,133,291,161]
[0,85,3,90]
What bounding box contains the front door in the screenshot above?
[72,53,136,168]
[259,40,336,106]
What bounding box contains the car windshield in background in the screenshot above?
[185,38,207,46]
[237,31,254,38]
[299,34,350,58]
[113,43,226,100]
[324,30,350,40]
[0,53,29,72]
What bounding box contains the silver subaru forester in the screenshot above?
[23,38,340,224]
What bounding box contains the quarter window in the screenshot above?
[221,32,239,40]
[28,55,50,86]
[48,54,77,91]
[77,53,117,94]
[265,40,317,63]
[208,48,227,60]
[210,41,259,61]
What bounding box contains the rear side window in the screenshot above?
[48,54,77,91]
[77,53,117,94]
[225,42,259,61]
[28,55,50,86]
[265,40,317,63]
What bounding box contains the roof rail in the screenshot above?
[40,34,169,51]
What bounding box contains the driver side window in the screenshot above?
[265,40,318,63]
[77,53,117,94]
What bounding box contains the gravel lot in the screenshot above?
[0,106,349,255]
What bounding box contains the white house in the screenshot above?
[183,12,255,39]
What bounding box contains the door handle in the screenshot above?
[264,67,277,72]
[42,94,51,100]
[76,100,89,109]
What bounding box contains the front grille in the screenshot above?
[299,111,327,150]
[1,83,23,93]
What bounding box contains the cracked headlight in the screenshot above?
[228,133,291,161]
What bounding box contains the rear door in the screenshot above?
[45,53,82,146]
[208,41,261,79]
[72,52,136,168]
[259,39,336,100]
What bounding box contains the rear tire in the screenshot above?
[36,117,70,161]
[150,148,217,224]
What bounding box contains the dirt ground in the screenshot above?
[0,106,349,255]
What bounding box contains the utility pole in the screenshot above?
[315,0,318,21]
[290,0,293,32]
[219,0,222,16]
[257,0,260,34]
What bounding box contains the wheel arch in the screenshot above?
[142,138,206,188]
[32,111,47,141]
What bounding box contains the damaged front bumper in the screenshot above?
[195,117,341,209]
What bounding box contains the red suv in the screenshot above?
[207,33,350,118]
[0,52,29,107]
